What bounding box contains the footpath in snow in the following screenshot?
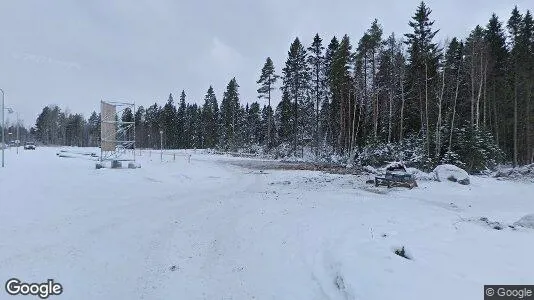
[0,147,533,300]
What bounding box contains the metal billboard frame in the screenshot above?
[100,100,136,163]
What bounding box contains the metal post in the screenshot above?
[1,88,5,168]
[160,130,163,162]
[16,112,19,155]
[133,102,136,162]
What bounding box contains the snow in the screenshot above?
[495,163,534,182]
[1,147,533,299]
[433,164,470,184]
[406,167,436,181]
[514,214,534,229]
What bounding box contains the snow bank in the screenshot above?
[514,214,534,229]
[433,164,470,185]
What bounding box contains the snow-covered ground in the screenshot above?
[0,147,533,300]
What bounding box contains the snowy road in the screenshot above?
[1,147,533,299]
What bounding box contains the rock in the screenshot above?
[514,214,534,229]
[433,164,470,185]
[458,178,470,185]
[405,167,436,181]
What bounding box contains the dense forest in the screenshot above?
[27,2,534,172]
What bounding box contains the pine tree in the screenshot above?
[282,38,310,156]
[257,57,279,149]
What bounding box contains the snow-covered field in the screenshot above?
[1,147,533,300]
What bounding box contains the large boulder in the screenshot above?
[514,214,534,229]
[433,164,470,185]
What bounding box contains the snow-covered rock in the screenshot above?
[514,214,534,229]
[384,161,406,171]
[433,164,470,185]
[406,167,436,181]
[494,164,534,182]
[363,165,379,174]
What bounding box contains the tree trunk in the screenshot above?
[399,71,405,141]
[294,90,298,157]
[513,72,518,167]
[475,55,484,128]
[436,66,445,157]
[471,55,475,126]
[315,64,320,158]
[449,65,461,154]
[388,89,393,144]
[483,57,488,128]
[425,62,430,158]
[267,80,271,150]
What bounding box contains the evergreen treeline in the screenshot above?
[32,3,534,172]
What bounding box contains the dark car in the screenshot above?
[24,142,36,150]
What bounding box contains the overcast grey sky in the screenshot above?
[0,0,531,126]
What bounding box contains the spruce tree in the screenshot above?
[276,90,293,144]
[485,14,508,149]
[329,34,353,154]
[161,93,177,148]
[307,33,326,157]
[404,1,441,159]
[201,86,219,148]
[219,78,241,150]
[177,90,187,148]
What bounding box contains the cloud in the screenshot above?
[12,53,81,70]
